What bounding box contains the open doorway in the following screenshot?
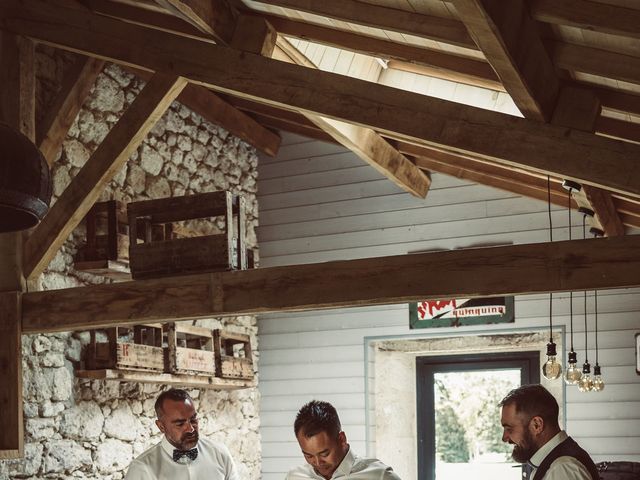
[416,351,540,480]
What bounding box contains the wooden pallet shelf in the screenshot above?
[75,369,254,390]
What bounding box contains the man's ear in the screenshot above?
[338,431,348,448]
[156,419,165,433]
[529,416,544,435]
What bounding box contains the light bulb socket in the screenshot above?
[578,207,594,217]
[562,180,582,192]
[582,362,591,374]
[568,351,578,363]
[590,227,605,237]
[546,342,558,356]
[594,364,602,375]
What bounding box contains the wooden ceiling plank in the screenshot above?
[554,42,640,85]
[125,67,281,156]
[551,85,626,237]
[249,0,478,50]
[597,116,640,144]
[37,56,105,166]
[531,0,640,40]
[4,0,640,198]
[453,0,559,121]
[21,234,640,333]
[272,36,431,198]
[591,87,640,116]
[152,0,237,43]
[260,13,503,90]
[23,73,187,280]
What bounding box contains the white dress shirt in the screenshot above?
[530,431,592,480]
[124,436,239,480]
[286,448,401,480]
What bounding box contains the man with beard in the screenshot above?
[499,384,598,480]
[286,400,401,480]
[125,388,239,480]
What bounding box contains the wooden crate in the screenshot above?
[85,324,164,372]
[75,200,131,280]
[165,323,215,375]
[127,191,247,279]
[213,330,254,380]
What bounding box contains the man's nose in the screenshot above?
[502,431,508,443]
[186,422,195,432]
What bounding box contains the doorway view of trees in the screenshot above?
[434,370,519,479]
[416,351,540,480]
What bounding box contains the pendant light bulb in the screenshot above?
[578,362,593,392]
[591,364,605,392]
[543,342,562,380]
[564,350,582,385]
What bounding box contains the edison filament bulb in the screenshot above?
[564,351,582,385]
[542,342,562,380]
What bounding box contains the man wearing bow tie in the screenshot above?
[499,384,598,480]
[125,388,239,480]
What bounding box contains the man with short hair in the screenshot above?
[286,400,401,480]
[125,388,239,480]
[499,384,598,480]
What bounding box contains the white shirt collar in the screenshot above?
[530,430,568,467]
[330,447,355,478]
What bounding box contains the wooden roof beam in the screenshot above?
[21,234,640,333]
[257,13,503,91]
[596,117,640,145]
[37,55,104,166]
[250,0,478,50]
[3,0,640,198]
[531,0,640,39]
[453,0,559,121]
[152,0,237,43]
[23,73,187,280]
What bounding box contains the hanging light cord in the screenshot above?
[582,213,589,363]
[595,287,599,366]
[568,187,574,351]
[547,176,553,343]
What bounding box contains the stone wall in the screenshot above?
[0,48,261,479]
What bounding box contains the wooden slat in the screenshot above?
[4,0,640,198]
[37,56,105,166]
[23,73,187,280]
[592,87,640,116]
[553,42,640,85]
[74,368,252,389]
[584,186,626,237]
[273,38,430,198]
[597,117,640,145]
[530,0,640,39]
[260,13,503,91]
[153,0,237,42]
[453,0,558,121]
[251,0,477,50]
[0,31,35,139]
[129,68,281,156]
[20,234,640,333]
[0,292,23,459]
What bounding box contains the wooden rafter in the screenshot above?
[0,31,34,139]
[273,37,430,198]
[0,292,22,458]
[4,0,640,198]
[597,117,640,145]
[453,0,559,121]
[257,13,503,91]
[250,0,478,50]
[530,0,640,39]
[21,234,640,333]
[152,0,237,43]
[37,56,105,166]
[23,73,188,280]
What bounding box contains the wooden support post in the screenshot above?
[0,291,23,459]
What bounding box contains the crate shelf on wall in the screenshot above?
[74,368,254,390]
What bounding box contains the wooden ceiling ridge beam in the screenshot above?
[21,234,640,333]
[37,55,105,166]
[453,0,559,121]
[249,0,478,50]
[3,0,640,198]
[23,73,188,280]
[255,12,503,91]
[272,36,430,198]
[531,0,640,39]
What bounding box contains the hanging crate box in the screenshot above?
[213,330,254,380]
[75,200,131,281]
[165,323,216,375]
[85,324,164,372]
[127,191,247,280]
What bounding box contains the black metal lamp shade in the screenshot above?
[0,123,52,233]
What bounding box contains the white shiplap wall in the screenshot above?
[256,132,640,480]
